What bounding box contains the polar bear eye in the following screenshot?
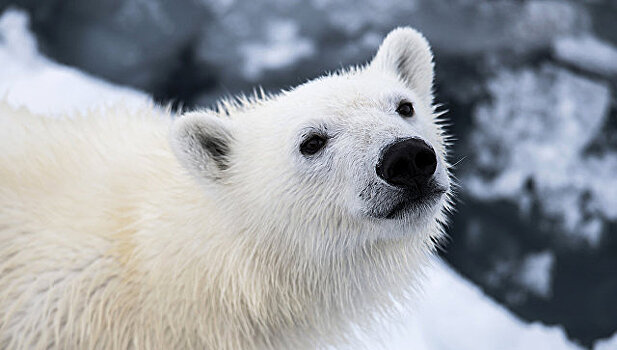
[396,101,414,118]
[300,134,328,156]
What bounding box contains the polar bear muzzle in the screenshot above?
[368,138,446,220]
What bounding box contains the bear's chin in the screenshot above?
[364,180,447,222]
[384,188,446,220]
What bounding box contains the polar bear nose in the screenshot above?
[376,138,437,190]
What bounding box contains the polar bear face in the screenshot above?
[171,28,451,244]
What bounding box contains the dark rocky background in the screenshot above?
[1,0,615,347]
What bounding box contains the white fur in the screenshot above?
[0,27,453,349]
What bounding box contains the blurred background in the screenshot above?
[0,0,615,349]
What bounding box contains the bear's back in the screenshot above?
[1,103,171,229]
[0,103,186,348]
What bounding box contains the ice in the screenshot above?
[553,35,617,76]
[0,8,589,349]
[8,0,591,105]
[465,64,614,245]
[239,19,315,80]
[515,251,554,299]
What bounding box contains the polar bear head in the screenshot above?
[171,28,451,250]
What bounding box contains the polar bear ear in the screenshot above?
[370,27,435,103]
[170,111,234,182]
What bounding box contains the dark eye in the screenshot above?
[396,101,414,118]
[300,134,327,156]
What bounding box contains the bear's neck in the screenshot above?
[129,173,430,349]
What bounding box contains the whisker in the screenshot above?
[450,156,467,168]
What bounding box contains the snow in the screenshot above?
[0,8,147,116]
[0,8,594,350]
[351,260,582,350]
[594,331,617,350]
[553,35,617,76]
[466,64,614,246]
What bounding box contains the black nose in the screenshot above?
[376,138,437,190]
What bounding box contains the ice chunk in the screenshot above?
[553,35,617,76]
[516,251,555,299]
[239,20,315,80]
[465,65,613,245]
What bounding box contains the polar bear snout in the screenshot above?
[376,138,437,191]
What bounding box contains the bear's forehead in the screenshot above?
[241,70,422,134]
[289,72,411,112]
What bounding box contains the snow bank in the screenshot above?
[0,8,147,116]
[0,8,592,350]
[348,260,582,350]
[594,331,617,350]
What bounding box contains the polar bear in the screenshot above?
[0,27,452,349]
